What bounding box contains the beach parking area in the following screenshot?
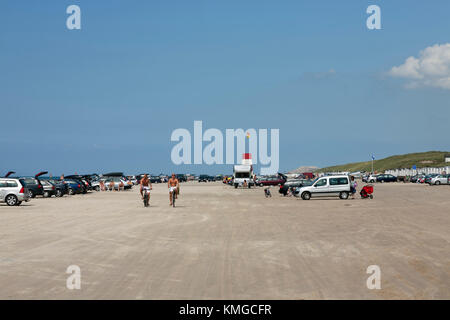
[0,182,449,299]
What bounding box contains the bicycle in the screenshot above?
[169,187,177,207]
[142,187,150,207]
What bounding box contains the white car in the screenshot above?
[127,176,138,185]
[429,174,449,185]
[102,177,132,190]
[90,179,101,191]
[0,178,30,206]
[363,174,378,183]
[296,175,351,200]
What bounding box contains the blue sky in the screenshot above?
[1,0,449,175]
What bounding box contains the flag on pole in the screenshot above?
[371,154,375,160]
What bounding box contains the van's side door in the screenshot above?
[329,177,349,195]
[311,178,329,197]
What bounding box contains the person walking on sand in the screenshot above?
[168,173,179,206]
[350,176,357,199]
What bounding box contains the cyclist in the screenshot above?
[140,174,152,200]
[168,173,179,206]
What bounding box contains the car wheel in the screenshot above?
[28,190,34,198]
[301,192,311,200]
[435,181,441,185]
[56,189,63,197]
[234,184,238,189]
[68,188,75,195]
[339,191,349,200]
[369,180,375,183]
[259,183,263,187]
[43,191,50,198]
[94,186,100,192]
[5,194,18,206]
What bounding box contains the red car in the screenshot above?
[255,176,286,187]
[302,172,315,179]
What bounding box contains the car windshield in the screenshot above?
[310,177,320,184]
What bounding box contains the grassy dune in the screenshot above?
[318,151,449,173]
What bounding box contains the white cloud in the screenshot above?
[389,43,450,89]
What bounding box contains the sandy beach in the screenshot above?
[0,182,449,299]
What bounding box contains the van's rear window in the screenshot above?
[235,173,250,178]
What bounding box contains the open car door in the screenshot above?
[35,171,48,178]
[5,171,15,178]
[35,171,48,183]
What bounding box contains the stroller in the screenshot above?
[360,184,374,199]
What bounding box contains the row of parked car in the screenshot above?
[0,171,143,206]
[362,173,449,185]
[362,174,398,183]
[409,173,450,185]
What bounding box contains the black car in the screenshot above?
[64,179,85,194]
[176,174,187,182]
[279,179,312,196]
[150,176,162,183]
[19,177,43,198]
[198,175,209,182]
[376,174,397,183]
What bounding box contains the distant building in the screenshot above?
[445,154,450,163]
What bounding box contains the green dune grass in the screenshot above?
[317,151,450,173]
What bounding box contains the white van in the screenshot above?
[233,165,254,188]
[296,175,351,200]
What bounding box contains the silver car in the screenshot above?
[0,178,30,206]
[429,174,449,185]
